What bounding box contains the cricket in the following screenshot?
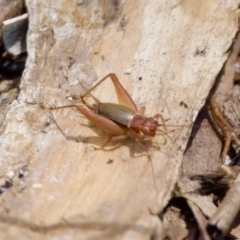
[49,73,169,149]
[47,73,235,163]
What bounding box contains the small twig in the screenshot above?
[207,173,240,239]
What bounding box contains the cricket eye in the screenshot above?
[142,126,150,134]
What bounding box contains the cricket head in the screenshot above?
[141,117,159,137]
[129,114,158,137]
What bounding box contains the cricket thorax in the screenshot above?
[129,114,158,137]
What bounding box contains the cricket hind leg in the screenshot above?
[49,104,127,136]
[50,109,130,151]
[81,73,138,112]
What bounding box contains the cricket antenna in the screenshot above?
[156,127,174,142]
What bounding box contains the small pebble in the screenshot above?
[124,67,132,75]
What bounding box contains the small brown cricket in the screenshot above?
[49,73,167,149]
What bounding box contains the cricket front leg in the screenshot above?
[154,113,168,131]
[81,73,138,112]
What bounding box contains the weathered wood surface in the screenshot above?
[0,0,239,239]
